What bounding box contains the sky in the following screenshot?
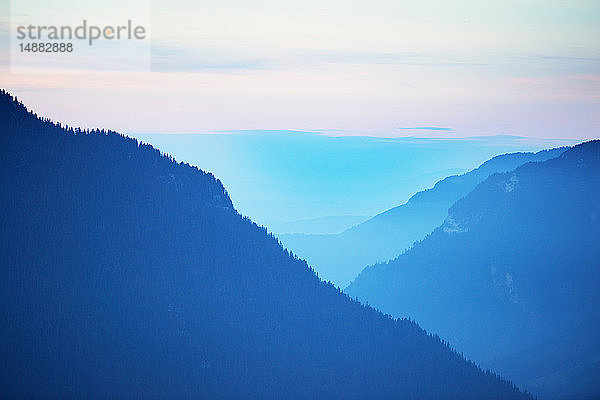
[0,0,598,231]
[0,0,599,138]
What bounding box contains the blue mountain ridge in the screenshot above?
[346,139,600,399]
[0,89,530,399]
[280,147,566,288]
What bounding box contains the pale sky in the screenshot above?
[1,0,599,139]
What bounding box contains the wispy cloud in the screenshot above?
[151,42,267,72]
[569,74,600,82]
[151,41,600,75]
[150,41,495,73]
[398,127,453,131]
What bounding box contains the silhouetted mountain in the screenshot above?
[347,140,600,399]
[279,147,566,287]
[0,90,530,399]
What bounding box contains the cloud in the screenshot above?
[569,74,600,82]
[207,129,327,136]
[398,127,453,131]
[149,41,494,73]
[151,42,267,72]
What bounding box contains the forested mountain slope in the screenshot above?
[347,140,600,399]
[0,90,529,399]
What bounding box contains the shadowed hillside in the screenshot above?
[347,140,600,399]
[0,90,530,399]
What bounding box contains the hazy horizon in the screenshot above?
[130,131,580,233]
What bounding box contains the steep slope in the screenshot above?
[279,147,566,287]
[0,90,529,399]
[347,140,600,399]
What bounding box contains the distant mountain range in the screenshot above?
[279,147,566,287]
[346,140,600,399]
[0,90,530,399]
[273,215,370,235]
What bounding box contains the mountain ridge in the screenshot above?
[346,139,600,399]
[280,146,567,287]
[0,89,530,399]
